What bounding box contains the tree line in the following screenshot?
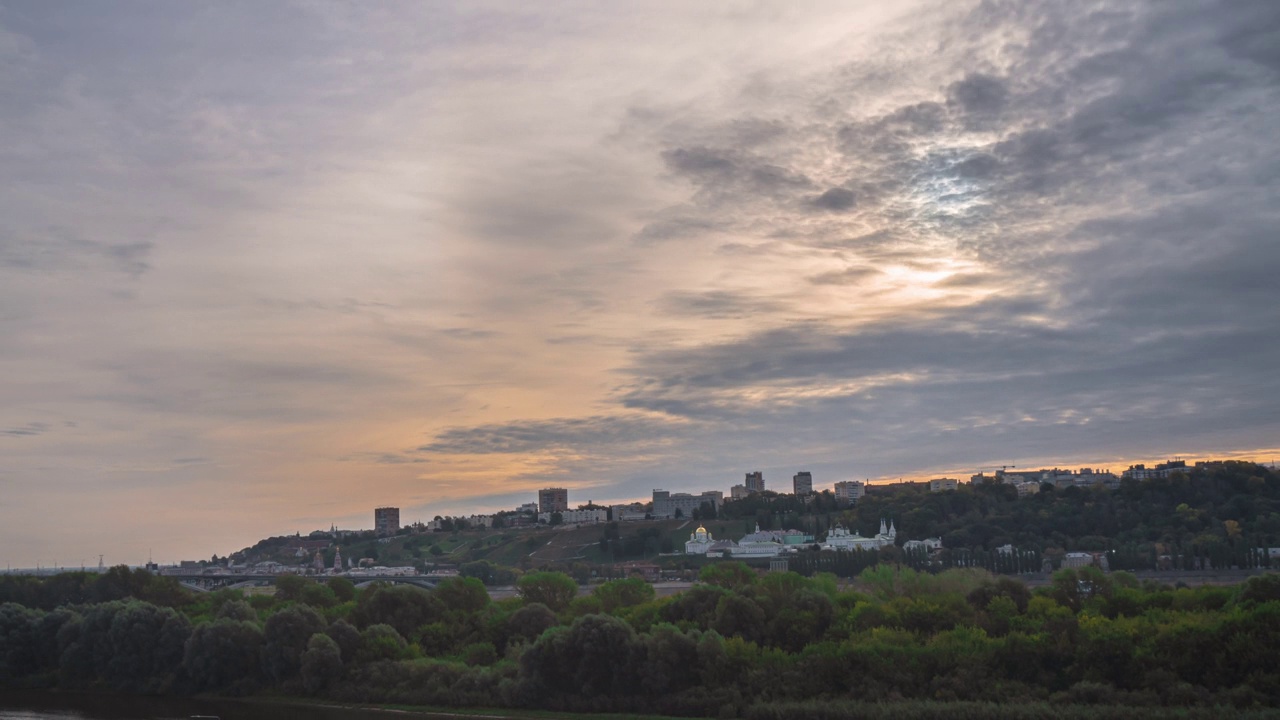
[5,561,1280,717]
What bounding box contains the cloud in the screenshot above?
[810,187,857,212]
[657,290,789,319]
[2,422,49,438]
[2,0,1279,565]
[417,414,690,456]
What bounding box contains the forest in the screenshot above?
[4,561,1280,719]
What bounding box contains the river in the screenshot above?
[0,691,462,720]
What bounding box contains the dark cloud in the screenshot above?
[2,422,49,438]
[0,227,153,277]
[947,73,1009,129]
[659,145,812,206]
[810,187,857,212]
[417,415,689,455]
[597,0,1280,476]
[807,266,881,286]
[657,290,789,319]
[439,327,500,340]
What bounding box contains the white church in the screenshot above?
[685,520,920,558]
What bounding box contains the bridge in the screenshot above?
[167,573,445,592]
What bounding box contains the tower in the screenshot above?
[374,507,400,536]
[538,487,569,513]
[793,471,813,497]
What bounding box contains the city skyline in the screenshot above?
[3,1,1279,569]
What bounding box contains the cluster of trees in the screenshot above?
[6,560,1280,716]
[843,462,1280,570]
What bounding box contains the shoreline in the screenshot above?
[0,688,684,720]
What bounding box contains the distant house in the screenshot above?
[616,562,661,582]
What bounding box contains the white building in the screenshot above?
[539,508,608,525]
[929,478,959,492]
[688,524,812,558]
[903,537,943,552]
[821,519,897,551]
[833,480,865,505]
[686,525,716,554]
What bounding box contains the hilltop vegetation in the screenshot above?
[204,461,1280,588]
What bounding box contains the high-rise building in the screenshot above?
[793,471,813,496]
[538,487,569,513]
[652,489,724,519]
[745,471,765,493]
[374,507,400,536]
[833,480,865,505]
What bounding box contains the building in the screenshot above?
[1012,481,1041,497]
[610,503,647,521]
[615,562,662,582]
[978,466,1119,489]
[374,507,400,536]
[538,487,569,513]
[685,525,716,554]
[730,484,751,500]
[929,478,959,492]
[744,471,765,493]
[1122,460,1187,481]
[793,471,813,497]
[652,489,724,519]
[903,537,943,552]
[686,523,813,558]
[1061,551,1109,570]
[833,480,865,505]
[821,519,897,551]
[539,508,608,525]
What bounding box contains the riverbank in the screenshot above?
[0,688,684,720]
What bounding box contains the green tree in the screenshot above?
[356,623,410,663]
[102,601,191,692]
[324,619,362,664]
[507,602,558,644]
[182,619,264,691]
[699,561,757,591]
[520,613,639,699]
[517,571,578,612]
[274,574,309,603]
[327,577,356,603]
[435,576,490,614]
[0,602,40,681]
[352,584,443,638]
[260,604,327,683]
[593,578,656,614]
[299,632,343,693]
[215,599,257,622]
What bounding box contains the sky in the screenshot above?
[2,0,1278,568]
